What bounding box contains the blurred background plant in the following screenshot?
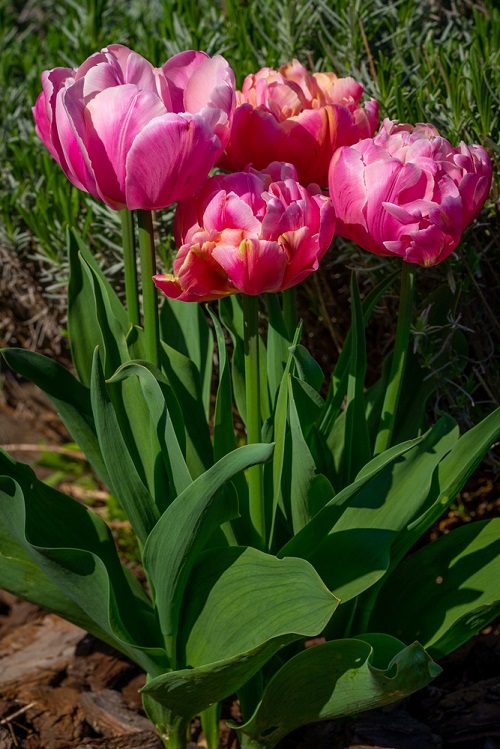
[1,0,499,433]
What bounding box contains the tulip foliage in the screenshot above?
[1,44,499,749]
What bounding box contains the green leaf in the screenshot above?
[91,350,160,544]
[394,406,500,560]
[342,274,371,485]
[108,360,191,501]
[143,444,274,656]
[0,461,165,676]
[368,519,500,659]
[265,293,292,409]
[159,298,213,420]
[141,640,288,721]
[289,344,324,393]
[235,636,441,749]
[287,378,333,533]
[182,546,339,666]
[141,547,338,720]
[67,228,129,384]
[219,295,245,415]
[320,270,399,438]
[281,418,458,601]
[160,341,213,478]
[209,309,254,547]
[0,348,109,485]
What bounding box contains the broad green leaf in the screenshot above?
[141,639,290,720]
[91,350,160,544]
[368,519,500,659]
[0,348,109,485]
[0,506,113,644]
[159,298,213,420]
[141,547,338,720]
[280,434,426,561]
[182,546,339,666]
[108,361,191,502]
[282,418,459,600]
[235,636,441,749]
[160,341,213,478]
[394,406,500,560]
[0,463,165,676]
[143,444,274,657]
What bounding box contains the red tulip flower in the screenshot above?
[153,162,335,302]
[219,59,378,187]
[33,45,236,210]
[328,119,492,267]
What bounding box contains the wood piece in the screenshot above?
[0,614,85,695]
[80,690,153,737]
[19,685,85,749]
[66,635,139,692]
[75,730,163,749]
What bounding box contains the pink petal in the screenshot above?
[328,147,369,228]
[126,113,222,209]
[57,82,100,197]
[161,51,211,112]
[203,190,262,233]
[212,238,287,294]
[85,84,167,205]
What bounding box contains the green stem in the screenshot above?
[142,694,188,749]
[243,294,265,548]
[137,209,160,368]
[374,262,415,456]
[120,208,140,326]
[282,286,297,340]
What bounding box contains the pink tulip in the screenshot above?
[153,162,335,301]
[328,118,492,267]
[33,45,236,210]
[218,59,379,188]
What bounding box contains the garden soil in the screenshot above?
[1,381,499,749]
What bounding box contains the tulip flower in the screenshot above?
[153,162,335,301]
[328,118,492,267]
[219,59,379,187]
[33,45,236,210]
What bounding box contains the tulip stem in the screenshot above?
[243,294,265,548]
[282,287,297,340]
[137,209,160,368]
[120,208,140,327]
[374,262,415,456]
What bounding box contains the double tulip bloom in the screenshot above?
[329,119,492,267]
[33,45,235,210]
[154,163,336,301]
[220,60,379,187]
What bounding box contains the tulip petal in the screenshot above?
[85,84,167,205]
[212,238,287,294]
[126,113,221,210]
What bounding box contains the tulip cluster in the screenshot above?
[33,45,492,288]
